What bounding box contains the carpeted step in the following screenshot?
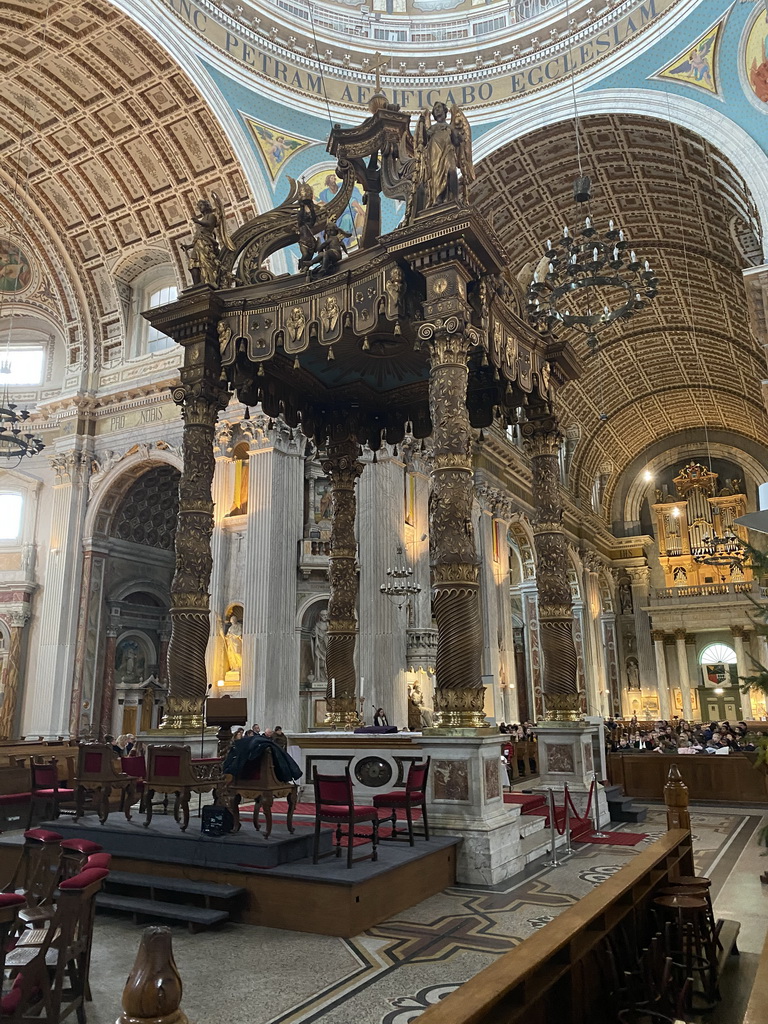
[503,793,546,812]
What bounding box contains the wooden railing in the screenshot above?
[607,752,768,804]
[417,829,694,1024]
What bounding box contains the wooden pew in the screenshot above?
[608,751,768,804]
[0,764,32,831]
[417,830,695,1024]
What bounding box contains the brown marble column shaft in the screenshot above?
[521,401,580,719]
[322,433,363,724]
[98,629,119,740]
[423,319,484,727]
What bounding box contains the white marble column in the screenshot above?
[25,449,91,739]
[358,452,408,730]
[674,628,694,722]
[495,518,517,724]
[243,422,305,732]
[600,615,620,718]
[628,566,656,689]
[651,630,672,721]
[731,625,753,720]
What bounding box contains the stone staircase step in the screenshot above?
[96,893,229,932]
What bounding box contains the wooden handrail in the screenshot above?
[745,929,768,1024]
[418,829,693,1024]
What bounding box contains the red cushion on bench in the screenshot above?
[86,852,112,869]
[58,867,109,890]
[23,828,62,844]
[60,838,103,855]
[0,893,26,909]
[33,787,74,798]
[318,805,379,820]
[0,792,31,804]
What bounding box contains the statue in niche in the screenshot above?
[618,578,633,614]
[116,640,145,684]
[217,320,232,355]
[220,609,243,680]
[654,488,664,504]
[385,265,404,319]
[181,193,233,287]
[413,102,475,212]
[312,608,329,685]
[626,658,640,691]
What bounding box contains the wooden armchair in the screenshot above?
[28,758,76,828]
[4,865,109,1023]
[0,764,32,832]
[74,744,135,825]
[221,748,298,838]
[143,746,223,832]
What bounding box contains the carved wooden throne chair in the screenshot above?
[221,748,298,838]
[143,745,223,832]
[73,744,135,825]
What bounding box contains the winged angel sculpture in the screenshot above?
[410,102,475,216]
[182,192,235,288]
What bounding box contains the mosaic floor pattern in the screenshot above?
[80,805,764,1024]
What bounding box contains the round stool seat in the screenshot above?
[658,884,708,897]
[654,893,707,910]
[674,875,711,888]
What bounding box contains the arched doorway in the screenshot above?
[698,642,741,722]
[72,460,180,738]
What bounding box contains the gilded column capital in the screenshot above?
[674,628,687,642]
[730,624,747,640]
[626,565,652,586]
[651,629,667,643]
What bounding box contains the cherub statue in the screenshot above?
[310,222,351,277]
[181,193,234,287]
[217,320,232,355]
[320,296,340,333]
[412,102,475,214]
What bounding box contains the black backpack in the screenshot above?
[201,804,234,837]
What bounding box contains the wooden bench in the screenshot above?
[745,925,768,1024]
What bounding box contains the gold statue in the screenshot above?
[182,192,234,287]
[413,102,475,213]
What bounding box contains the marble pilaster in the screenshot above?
[358,452,408,729]
[0,609,30,740]
[477,509,502,720]
[243,423,306,732]
[27,449,90,739]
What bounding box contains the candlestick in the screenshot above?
[360,676,365,700]
[331,677,336,699]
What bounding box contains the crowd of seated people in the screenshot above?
[607,718,762,754]
[498,721,536,738]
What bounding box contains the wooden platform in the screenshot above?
[0,813,459,938]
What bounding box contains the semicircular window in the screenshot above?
[112,466,179,550]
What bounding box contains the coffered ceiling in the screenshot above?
[0,0,255,375]
[474,113,768,511]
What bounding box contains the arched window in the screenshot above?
[128,267,178,357]
[699,643,737,665]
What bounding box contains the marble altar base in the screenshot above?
[420,733,523,885]
[533,723,609,827]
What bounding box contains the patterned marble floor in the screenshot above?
[81,804,765,1024]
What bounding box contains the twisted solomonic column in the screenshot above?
[162,380,228,731]
[322,434,363,727]
[422,318,485,729]
[521,400,580,721]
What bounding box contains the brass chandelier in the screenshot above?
[526,176,658,351]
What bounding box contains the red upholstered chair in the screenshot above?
[144,745,223,832]
[74,744,135,825]
[28,758,75,828]
[372,758,431,846]
[312,768,379,869]
[120,754,147,813]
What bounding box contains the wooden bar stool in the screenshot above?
[653,892,718,1008]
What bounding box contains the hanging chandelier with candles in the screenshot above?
[526,176,658,352]
[380,547,421,608]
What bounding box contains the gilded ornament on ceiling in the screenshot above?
[0,238,33,295]
[241,115,316,181]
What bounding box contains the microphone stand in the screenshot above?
[198,683,212,819]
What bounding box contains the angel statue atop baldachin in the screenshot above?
[182,192,235,288]
[412,102,475,215]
